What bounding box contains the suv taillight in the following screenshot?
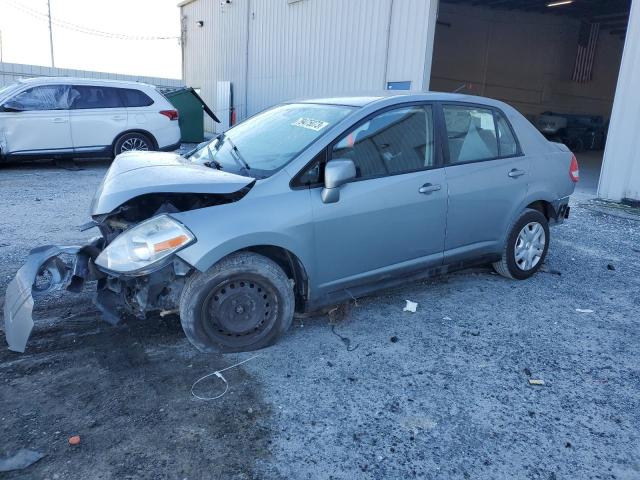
[160,109,179,121]
[569,154,579,183]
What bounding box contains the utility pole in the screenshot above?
[47,0,55,67]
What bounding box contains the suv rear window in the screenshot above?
[119,88,154,107]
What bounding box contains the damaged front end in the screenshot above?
[4,150,255,352]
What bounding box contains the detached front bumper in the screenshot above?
[3,244,99,352]
[3,241,192,353]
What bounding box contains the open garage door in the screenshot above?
[431,0,631,197]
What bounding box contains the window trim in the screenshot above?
[290,101,443,190]
[438,101,523,167]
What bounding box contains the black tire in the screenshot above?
[493,208,550,280]
[113,132,154,157]
[179,252,295,353]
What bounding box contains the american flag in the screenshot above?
[572,21,600,83]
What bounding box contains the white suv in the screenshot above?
[0,77,181,161]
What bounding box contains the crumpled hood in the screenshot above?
[90,151,254,215]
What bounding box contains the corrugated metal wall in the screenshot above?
[0,62,183,89]
[181,0,438,133]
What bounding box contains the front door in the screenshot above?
[441,103,530,262]
[0,84,73,156]
[310,104,447,292]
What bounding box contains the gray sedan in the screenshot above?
[4,92,578,353]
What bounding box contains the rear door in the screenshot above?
[0,84,73,155]
[440,103,529,262]
[308,103,448,292]
[69,85,127,154]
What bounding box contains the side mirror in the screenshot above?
[321,159,356,204]
[1,102,24,113]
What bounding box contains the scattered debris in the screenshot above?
[159,309,178,318]
[191,354,261,401]
[331,324,359,352]
[0,449,45,472]
[528,379,545,386]
[403,300,418,313]
[523,367,532,377]
[576,308,594,313]
[390,336,399,343]
[607,263,616,271]
[68,435,81,446]
[443,316,452,321]
[540,264,562,276]
[565,441,572,448]
[461,330,480,337]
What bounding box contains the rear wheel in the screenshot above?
[113,132,154,157]
[493,209,549,280]
[179,252,295,353]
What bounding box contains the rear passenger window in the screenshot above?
[496,113,519,157]
[332,105,434,179]
[443,105,498,164]
[70,86,123,109]
[119,88,154,107]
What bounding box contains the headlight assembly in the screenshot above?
[95,215,195,274]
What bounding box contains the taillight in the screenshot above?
[569,154,579,183]
[160,109,179,121]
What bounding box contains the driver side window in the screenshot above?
[6,85,71,111]
[331,105,434,180]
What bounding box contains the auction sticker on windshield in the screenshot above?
[291,117,330,132]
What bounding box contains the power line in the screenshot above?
[0,0,180,41]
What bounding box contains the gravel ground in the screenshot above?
[0,157,639,480]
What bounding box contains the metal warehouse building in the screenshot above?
[178,0,640,203]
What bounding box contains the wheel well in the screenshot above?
[240,245,309,311]
[526,200,554,220]
[113,129,159,151]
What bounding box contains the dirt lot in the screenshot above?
[1,158,639,480]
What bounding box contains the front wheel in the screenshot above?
[179,252,295,353]
[493,209,550,280]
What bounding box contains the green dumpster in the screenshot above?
[162,87,220,143]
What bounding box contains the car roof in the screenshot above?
[14,76,155,89]
[293,91,511,109]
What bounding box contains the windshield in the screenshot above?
[187,103,354,177]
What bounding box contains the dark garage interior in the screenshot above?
[431,0,632,195]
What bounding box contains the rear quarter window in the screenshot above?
[119,88,154,107]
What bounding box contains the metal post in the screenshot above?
[0,30,3,63]
[47,0,55,67]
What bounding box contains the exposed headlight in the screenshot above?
[95,215,195,274]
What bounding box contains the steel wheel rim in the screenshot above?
[201,275,279,347]
[120,137,149,152]
[514,221,546,271]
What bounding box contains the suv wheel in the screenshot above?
[179,252,295,353]
[493,208,550,280]
[114,132,153,157]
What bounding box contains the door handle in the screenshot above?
[112,115,126,121]
[52,117,67,123]
[419,183,441,194]
[508,168,526,178]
